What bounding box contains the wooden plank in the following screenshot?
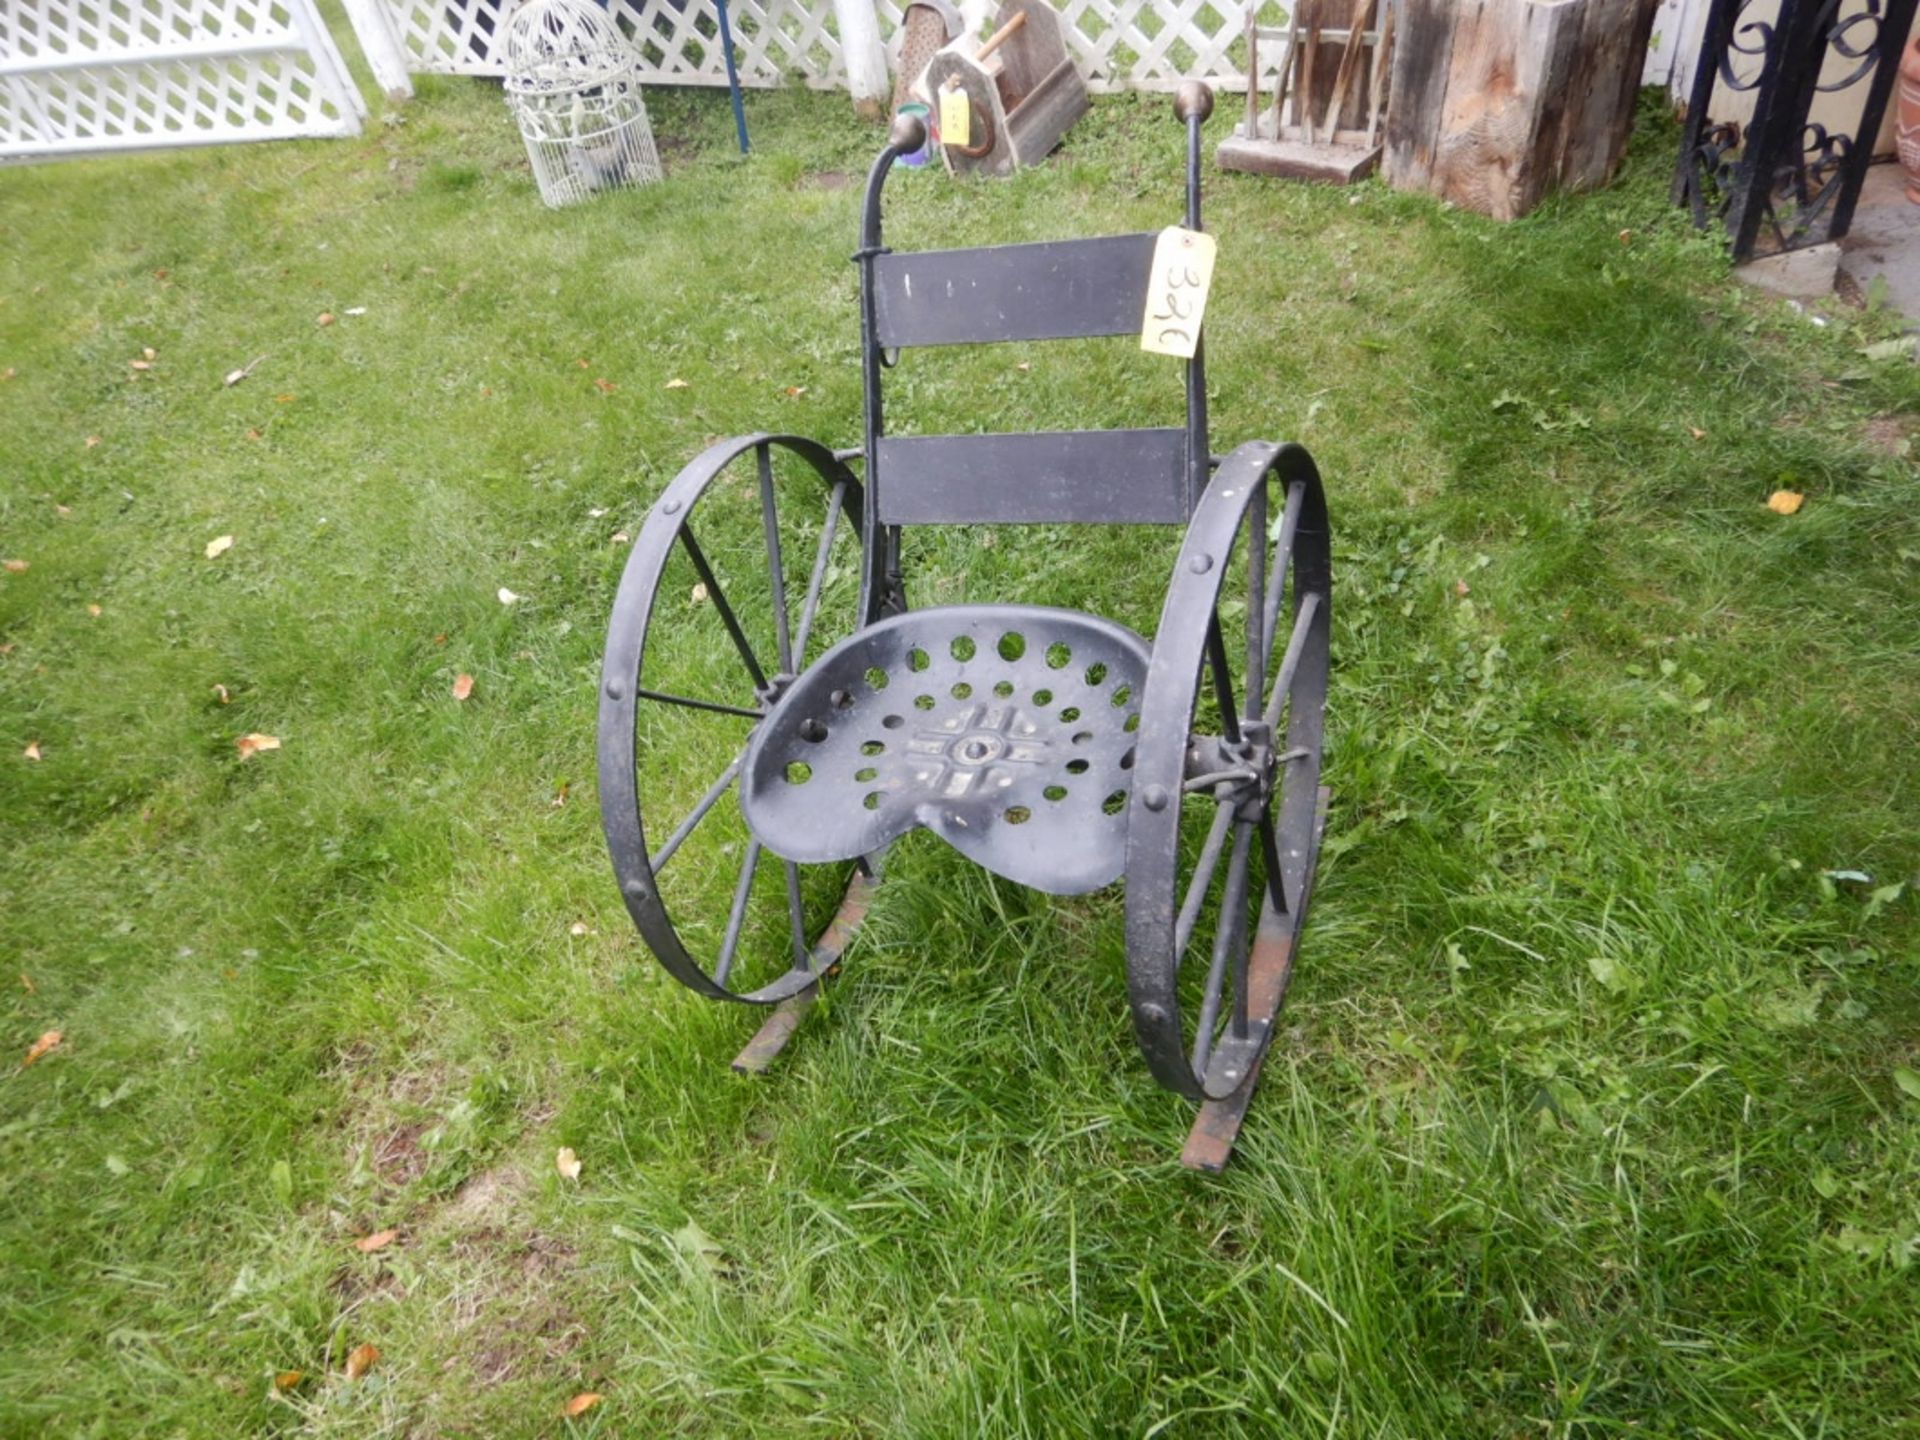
[1384,0,1657,219]
[1551,0,1661,191]
[1217,134,1381,184]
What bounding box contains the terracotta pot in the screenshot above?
[1900,37,1920,204]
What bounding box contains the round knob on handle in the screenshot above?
[1173,81,1214,124]
[889,110,928,154]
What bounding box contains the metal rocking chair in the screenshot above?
[597,83,1332,1169]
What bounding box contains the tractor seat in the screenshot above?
[739,606,1148,894]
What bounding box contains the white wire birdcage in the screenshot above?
[503,0,663,208]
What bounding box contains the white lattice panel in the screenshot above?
[377,0,1269,92]
[1,0,366,159]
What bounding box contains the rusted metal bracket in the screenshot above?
[730,869,879,1075]
[1180,787,1328,1173]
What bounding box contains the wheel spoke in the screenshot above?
[713,839,763,987]
[1261,590,1323,733]
[1245,480,1267,716]
[1204,612,1242,745]
[1257,811,1289,916]
[757,443,795,675]
[1262,481,1306,661]
[784,860,811,971]
[1174,799,1236,958]
[792,481,847,663]
[637,687,763,721]
[677,527,768,693]
[648,756,742,874]
[1189,820,1254,1070]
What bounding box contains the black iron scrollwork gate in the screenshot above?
[1674,0,1920,259]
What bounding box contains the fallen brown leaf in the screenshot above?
[556,1146,582,1180]
[273,1370,304,1391]
[594,377,616,394]
[1688,426,1706,441]
[344,1343,378,1381]
[664,378,690,390]
[55,504,71,517]
[19,973,34,994]
[22,740,42,761]
[1617,229,1634,246]
[783,385,808,397]
[84,436,100,449]
[564,1392,603,1417]
[1,368,14,381]
[1766,489,1805,516]
[452,673,474,701]
[576,358,590,369]
[235,733,281,759]
[354,1228,399,1254]
[213,684,231,704]
[611,531,629,545]
[1453,580,1470,598]
[3,559,26,573]
[130,359,153,372]
[23,1029,61,1066]
[245,428,262,441]
[274,394,294,405]
[87,604,102,617]
[317,312,335,327]
[205,534,234,559]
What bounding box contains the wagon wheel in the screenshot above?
[598,434,889,1008]
[1124,441,1332,1103]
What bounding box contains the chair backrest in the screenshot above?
[855,87,1215,531]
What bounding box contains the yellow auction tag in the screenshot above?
[939,83,972,150]
[1140,226,1217,359]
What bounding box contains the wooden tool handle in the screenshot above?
[974,9,1027,61]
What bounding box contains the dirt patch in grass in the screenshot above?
[1863,413,1913,456]
[372,1120,432,1186]
[427,1163,591,1387]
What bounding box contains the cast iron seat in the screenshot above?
[740,606,1150,894]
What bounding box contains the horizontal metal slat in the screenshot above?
[875,428,1189,525]
[872,233,1157,348]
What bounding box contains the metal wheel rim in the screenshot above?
[597,434,884,1005]
[1124,441,1332,1100]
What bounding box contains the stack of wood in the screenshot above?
[1383,0,1658,219]
[1217,0,1395,185]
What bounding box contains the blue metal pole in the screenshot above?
[714,0,750,153]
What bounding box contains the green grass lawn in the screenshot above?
[3,50,1920,1438]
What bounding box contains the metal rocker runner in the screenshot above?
[597,84,1332,1170]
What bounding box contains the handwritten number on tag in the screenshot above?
[1141,228,1217,359]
